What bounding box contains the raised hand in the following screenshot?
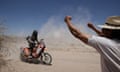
[64,16,72,22]
[87,22,95,29]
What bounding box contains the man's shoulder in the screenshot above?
[88,35,115,46]
[88,35,118,54]
[90,35,111,41]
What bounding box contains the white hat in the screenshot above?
[98,16,120,29]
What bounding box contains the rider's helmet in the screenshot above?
[31,30,38,41]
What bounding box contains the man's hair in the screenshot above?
[111,30,120,40]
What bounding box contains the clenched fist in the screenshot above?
[87,22,94,29]
[64,16,72,22]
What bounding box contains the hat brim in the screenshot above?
[98,24,120,30]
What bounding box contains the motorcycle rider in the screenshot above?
[26,30,39,58]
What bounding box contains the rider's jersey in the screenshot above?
[26,36,37,49]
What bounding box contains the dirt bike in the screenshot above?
[20,43,52,65]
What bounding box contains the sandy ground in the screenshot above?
[0,36,101,72]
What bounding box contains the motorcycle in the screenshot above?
[20,42,52,65]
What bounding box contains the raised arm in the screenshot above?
[87,23,104,36]
[64,16,90,43]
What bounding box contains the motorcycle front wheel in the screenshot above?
[41,52,52,65]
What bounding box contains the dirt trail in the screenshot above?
[0,36,101,72]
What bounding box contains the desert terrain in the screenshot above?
[0,36,101,72]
